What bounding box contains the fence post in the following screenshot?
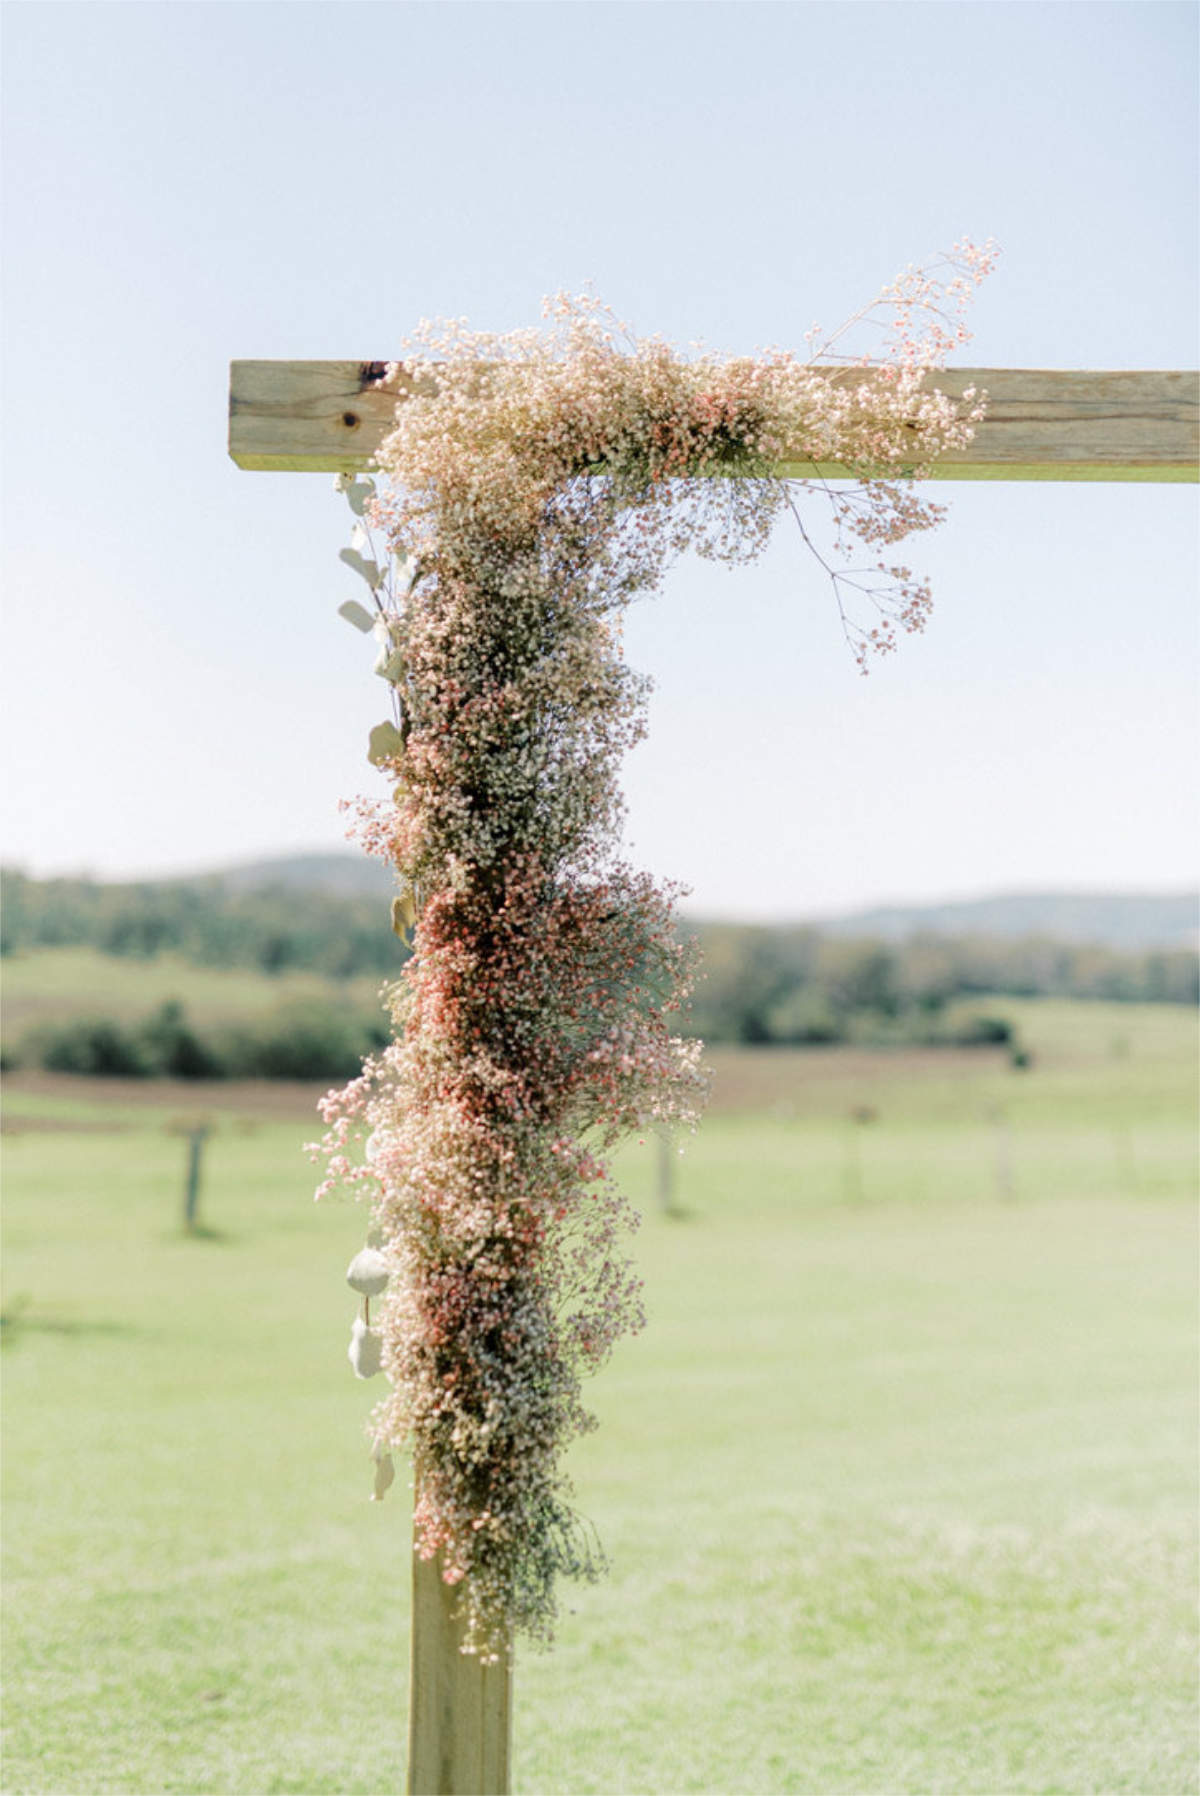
[656,1128,677,1216]
[183,1124,212,1232]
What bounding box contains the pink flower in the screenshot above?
[316,251,994,1657]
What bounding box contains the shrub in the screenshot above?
[946,1013,1013,1047]
[222,999,388,1080]
[38,1018,153,1077]
[138,1001,225,1079]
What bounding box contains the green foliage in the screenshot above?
[685,920,1197,1045]
[219,998,389,1081]
[24,996,388,1083]
[2,868,1195,1074]
[0,867,411,982]
[139,1000,225,1079]
[38,1016,155,1077]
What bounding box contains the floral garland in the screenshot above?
[313,244,996,1659]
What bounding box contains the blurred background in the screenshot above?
[2,4,1197,1793]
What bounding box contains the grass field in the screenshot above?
[2,1000,1197,1794]
[0,946,386,1038]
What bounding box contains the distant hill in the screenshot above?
[172,854,1197,952]
[813,891,1198,953]
[201,851,395,900]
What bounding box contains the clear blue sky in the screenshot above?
[2,0,1196,917]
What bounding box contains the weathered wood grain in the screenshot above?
[229,361,1198,481]
[406,1550,512,1796]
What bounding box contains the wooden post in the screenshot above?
[844,1105,877,1204]
[183,1125,210,1232]
[988,1106,1014,1202]
[842,1119,864,1205]
[407,1552,512,1796]
[656,1128,676,1216]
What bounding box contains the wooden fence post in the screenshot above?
[656,1127,676,1216]
[183,1125,210,1232]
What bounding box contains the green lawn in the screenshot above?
[2,1003,1196,1794]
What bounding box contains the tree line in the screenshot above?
[686,919,1197,1045]
[0,868,403,980]
[2,868,1194,1079]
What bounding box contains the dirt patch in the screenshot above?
[2,1071,330,1125]
[702,1043,1009,1115]
[1,1114,134,1135]
[3,1050,1011,1129]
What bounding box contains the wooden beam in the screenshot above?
[229,361,1198,482]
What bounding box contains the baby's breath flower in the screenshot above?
[317,251,993,1657]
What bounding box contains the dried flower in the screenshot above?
[314,247,994,1657]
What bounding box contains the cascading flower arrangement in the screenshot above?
[314,243,996,1660]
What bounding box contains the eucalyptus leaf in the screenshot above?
[340,547,383,589]
[347,479,376,517]
[367,721,405,766]
[337,599,375,634]
[391,889,417,937]
[394,551,421,593]
[371,1447,395,1503]
[375,647,406,683]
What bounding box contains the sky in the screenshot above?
[1,0,1196,920]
